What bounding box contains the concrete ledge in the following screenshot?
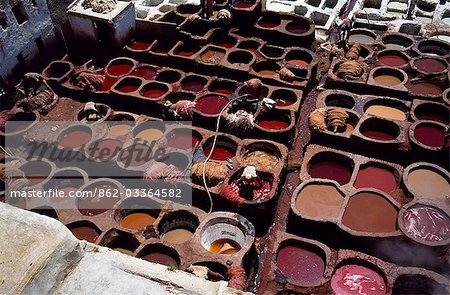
[0,203,252,295]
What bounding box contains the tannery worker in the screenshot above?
[16,73,45,98]
[83,101,103,121]
[235,166,263,198]
[339,18,352,44]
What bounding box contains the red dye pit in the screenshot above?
[257,120,289,130]
[331,265,386,295]
[233,1,253,8]
[378,55,408,67]
[177,50,197,57]
[118,85,139,93]
[107,64,133,76]
[181,81,205,92]
[276,246,325,283]
[101,76,118,91]
[214,88,234,95]
[258,21,279,28]
[132,68,157,80]
[129,41,151,51]
[362,130,396,141]
[167,133,200,149]
[204,146,235,161]
[195,95,229,115]
[415,108,448,124]
[143,89,167,99]
[354,166,397,193]
[414,125,446,148]
[275,98,294,107]
[217,43,235,48]
[59,130,91,149]
[309,161,352,185]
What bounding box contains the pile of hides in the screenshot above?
[82,0,117,13]
[225,110,254,137]
[309,108,349,133]
[241,150,279,170]
[17,89,55,112]
[334,60,364,80]
[191,161,228,187]
[143,162,183,183]
[72,71,105,92]
[170,100,196,120]
[0,160,24,183]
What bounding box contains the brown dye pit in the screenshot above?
[378,54,408,67]
[59,130,91,149]
[342,192,398,233]
[373,75,402,86]
[295,183,344,219]
[408,82,443,96]
[349,34,375,44]
[366,105,406,121]
[402,205,450,242]
[414,104,449,124]
[257,70,278,77]
[354,166,397,193]
[407,169,449,199]
[89,139,123,160]
[209,239,241,254]
[120,212,156,230]
[162,228,194,244]
[119,144,152,167]
[413,58,447,73]
[109,124,131,137]
[70,226,99,243]
[241,150,279,170]
[135,129,164,141]
[201,50,225,64]
[142,253,178,266]
[288,59,309,67]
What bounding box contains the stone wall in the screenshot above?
[0,0,57,88]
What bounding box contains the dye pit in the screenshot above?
[0,0,449,294]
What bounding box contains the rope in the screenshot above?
[202,96,240,213]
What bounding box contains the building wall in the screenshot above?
[0,0,57,88]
